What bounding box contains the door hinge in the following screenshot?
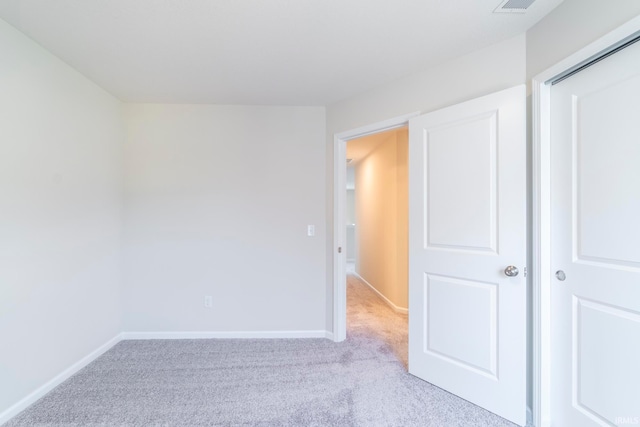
[524,267,527,277]
[338,247,342,253]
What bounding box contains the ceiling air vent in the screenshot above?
[494,0,536,13]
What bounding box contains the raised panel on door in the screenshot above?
[425,111,498,254]
[574,298,640,424]
[425,274,498,378]
[574,75,640,269]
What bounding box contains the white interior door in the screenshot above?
[408,85,527,426]
[550,39,640,426]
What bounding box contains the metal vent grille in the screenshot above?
[494,0,536,13]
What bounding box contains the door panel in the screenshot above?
[408,85,527,426]
[426,274,498,378]
[575,75,640,268]
[576,298,640,423]
[551,39,640,427]
[425,111,498,252]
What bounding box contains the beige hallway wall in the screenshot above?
[353,128,408,310]
[395,128,409,309]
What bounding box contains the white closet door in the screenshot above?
[550,39,640,426]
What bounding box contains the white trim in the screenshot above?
[532,75,552,427]
[531,14,640,427]
[333,112,420,342]
[334,113,420,141]
[333,133,347,342]
[121,330,332,340]
[0,333,122,426]
[534,16,640,85]
[353,271,409,315]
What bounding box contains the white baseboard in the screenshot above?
[353,272,408,315]
[121,330,333,340]
[0,333,122,426]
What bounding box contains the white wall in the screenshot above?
[346,190,356,225]
[325,34,527,330]
[526,0,640,80]
[346,189,356,261]
[123,104,326,334]
[0,19,124,417]
[327,34,526,136]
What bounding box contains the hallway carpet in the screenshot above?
[7,275,519,426]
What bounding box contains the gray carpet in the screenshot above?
[7,274,519,426]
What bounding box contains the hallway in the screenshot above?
[347,272,408,369]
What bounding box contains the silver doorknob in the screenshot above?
[504,266,519,277]
[555,270,566,281]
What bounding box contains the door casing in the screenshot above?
[531,15,640,427]
[332,112,420,342]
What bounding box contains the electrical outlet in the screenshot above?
[307,225,315,236]
[204,295,213,308]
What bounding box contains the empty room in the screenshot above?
[1,1,639,426]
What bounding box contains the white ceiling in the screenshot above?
[0,0,563,105]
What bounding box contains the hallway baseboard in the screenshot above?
[351,272,408,314]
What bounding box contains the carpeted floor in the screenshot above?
[6,274,520,426]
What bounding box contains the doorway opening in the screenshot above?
[332,112,418,343]
[345,127,409,367]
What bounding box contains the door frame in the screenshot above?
[531,16,640,427]
[332,112,420,342]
